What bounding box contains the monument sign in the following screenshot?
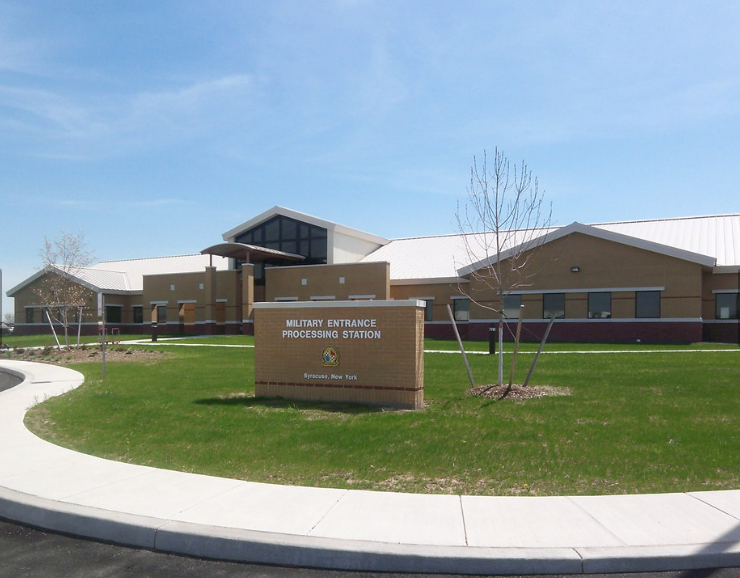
[253,300,425,409]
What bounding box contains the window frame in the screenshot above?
[543,293,565,320]
[588,292,612,319]
[132,306,144,324]
[716,293,739,320]
[635,290,661,319]
[503,294,522,319]
[452,297,470,322]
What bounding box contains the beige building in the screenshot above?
[8,207,740,344]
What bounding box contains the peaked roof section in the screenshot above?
[222,206,389,246]
[8,254,230,296]
[362,214,740,282]
[593,214,740,269]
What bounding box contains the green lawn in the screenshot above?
[2,334,150,348]
[23,340,740,496]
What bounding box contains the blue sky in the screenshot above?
[3,0,740,318]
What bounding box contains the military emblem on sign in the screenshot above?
[321,346,340,367]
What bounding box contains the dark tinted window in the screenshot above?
[636,291,660,318]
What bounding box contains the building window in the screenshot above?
[588,292,611,319]
[152,304,167,324]
[423,299,433,321]
[26,308,35,324]
[453,298,470,322]
[106,306,122,324]
[543,293,565,319]
[235,215,328,283]
[636,291,661,318]
[503,294,522,319]
[133,306,143,324]
[716,293,739,319]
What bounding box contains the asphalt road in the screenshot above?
[2,518,740,578]
[0,369,22,392]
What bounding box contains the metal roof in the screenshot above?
[201,242,304,263]
[594,214,740,268]
[86,254,230,291]
[362,214,740,282]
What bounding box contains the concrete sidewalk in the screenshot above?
[1,360,740,575]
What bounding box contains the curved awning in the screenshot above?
[201,242,305,264]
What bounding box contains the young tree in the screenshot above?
[456,148,552,390]
[34,231,94,348]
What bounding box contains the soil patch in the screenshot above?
[2,346,168,366]
[467,383,570,400]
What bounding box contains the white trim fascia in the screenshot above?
[512,286,666,295]
[177,299,198,304]
[456,317,703,324]
[391,277,469,286]
[310,295,336,301]
[269,260,390,272]
[216,298,228,303]
[221,206,389,246]
[457,228,554,276]
[713,266,740,274]
[450,295,470,300]
[712,289,740,294]
[7,269,48,296]
[149,300,168,305]
[349,294,376,300]
[104,303,124,308]
[8,265,138,296]
[274,296,299,302]
[458,222,717,276]
[703,319,739,324]
[254,299,425,310]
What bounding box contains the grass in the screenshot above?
[2,334,150,348]
[23,339,740,496]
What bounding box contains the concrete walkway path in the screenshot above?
[1,360,740,575]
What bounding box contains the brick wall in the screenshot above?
[254,300,425,409]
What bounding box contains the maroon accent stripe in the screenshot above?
[255,381,422,392]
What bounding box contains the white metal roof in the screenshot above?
[594,214,740,268]
[87,254,230,291]
[362,214,740,282]
[9,254,230,296]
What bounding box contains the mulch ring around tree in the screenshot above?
[467,384,571,400]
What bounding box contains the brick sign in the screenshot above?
[253,300,425,409]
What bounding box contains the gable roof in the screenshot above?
[221,206,389,246]
[8,254,230,296]
[362,214,740,282]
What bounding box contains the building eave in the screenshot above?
[222,206,389,246]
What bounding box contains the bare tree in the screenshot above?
[456,148,552,389]
[35,231,94,348]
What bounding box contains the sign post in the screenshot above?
[98,293,106,379]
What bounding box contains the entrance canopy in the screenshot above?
[201,242,305,265]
